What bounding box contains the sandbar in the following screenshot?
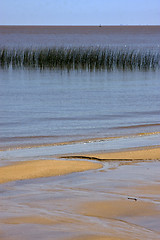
[74,146,160,160]
[0,159,102,184]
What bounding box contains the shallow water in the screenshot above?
[0,68,160,168]
[0,26,160,240]
[0,26,160,155]
[0,68,160,153]
[0,161,160,240]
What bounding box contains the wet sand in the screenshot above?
[80,199,160,218]
[0,146,160,240]
[0,159,102,184]
[68,236,126,240]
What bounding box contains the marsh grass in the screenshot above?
[0,47,159,70]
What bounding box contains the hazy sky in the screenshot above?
[1,0,160,25]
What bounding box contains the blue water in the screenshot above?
[0,26,160,159]
[1,27,160,240]
[0,68,160,157]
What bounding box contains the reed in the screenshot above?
[0,47,159,70]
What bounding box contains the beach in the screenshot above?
[0,146,160,240]
[0,26,160,239]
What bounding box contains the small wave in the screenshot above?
[1,131,160,152]
[113,123,160,129]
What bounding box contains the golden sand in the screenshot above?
[1,147,160,240]
[80,199,160,219]
[0,159,102,184]
[84,146,160,160]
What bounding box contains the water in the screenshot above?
[0,25,160,49]
[0,67,160,152]
[0,25,160,157]
[0,26,160,240]
[0,26,160,155]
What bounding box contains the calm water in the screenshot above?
[0,25,160,49]
[0,26,160,240]
[0,26,160,156]
[0,68,160,151]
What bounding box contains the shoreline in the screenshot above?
[85,145,160,160]
[1,131,160,151]
[61,145,160,161]
[0,145,159,184]
[1,146,160,239]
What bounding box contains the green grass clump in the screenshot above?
[0,47,159,70]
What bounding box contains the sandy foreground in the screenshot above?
[1,146,160,240]
[0,159,102,184]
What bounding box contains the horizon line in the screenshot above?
[0,24,160,27]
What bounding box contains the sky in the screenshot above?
[0,0,160,25]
